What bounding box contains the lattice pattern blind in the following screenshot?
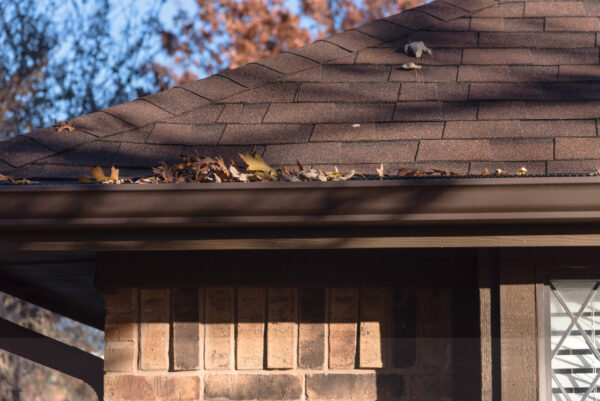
[551,281,600,401]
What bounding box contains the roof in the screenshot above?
[1,0,600,179]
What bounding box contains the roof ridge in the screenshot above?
[0,0,500,174]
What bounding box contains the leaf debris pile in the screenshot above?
[0,173,30,185]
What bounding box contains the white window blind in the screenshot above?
[551,281,600,401]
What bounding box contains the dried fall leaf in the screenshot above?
[54,120,75,132]
[109,166,119,181]
[494,169,507,176]
[401,62,421,70]
[517,166,528,176]
[78,176,95,183]
[239,152,273,173]
[0,173,10,182]
[376,163,384,179]
[90,166,110,182]
[481,168,489,176]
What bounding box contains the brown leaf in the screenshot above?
[54,120,75,132]
[0,173,10,182]
[376,163,384,179]
[90,166,109,182]
[78,176,95,183]
[481,168,489,176]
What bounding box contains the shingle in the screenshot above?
[143,88,209,115]
[103,100,172,127]
[417,139,554,161]
[559,65,600,81]
[355,20,413,41]
[473,2,524,17]
[224,83,298,103]
[399,83,469,101]
[414,2,469,20]
[263,142,341,164]
[382,31,477,48]
[479,101,600,120]
[146,123,224,145]
[531,48,599,65]
[7,164,93,179]
[320,65,391,82]
[470,83,600,101]
[429,18,471,31]
[180,75,246,100]
[356,48,462,65]
[219,124,312,145]
[0,136,54,167]
[444,120,596,138]
[27,127,96,152]
[325,30,382,52]
[470,18,544,32]
[469,161,546,175]
[479,32,595,48]
[524,2,587,17]
[386,11,441,30]
[70,112,135,137]
[463,49,532,65]
[546,17,600,31]
[394,102,478,121]
[278,67,323,82]
[290,41,352,63]
[548,160,600,174]
[189,145,265,162]
[0,159,11,172]
[311,122,443,141]
[256,52,318,74]
[324,54,357,64]
[219,63,283,87]
[106,126,154,143]
[441,0,497,12]
[341,141,418,163]
[42,142,121,166]
[390,66,458,82]
[263,103,395,123]
[457,66,558,82]
[298,83,400,102]
[164,104,225,124]
[217,104,269,124]
[556,138,600,160]
[113,143,183,167]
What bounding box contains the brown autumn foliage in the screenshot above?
[152,0,424,88]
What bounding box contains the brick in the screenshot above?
[143,87,209,115]
[146,123,223,145]
[525,1,587,17]
[359,287,389,368]
[415,1,467,20]
[236,287,266,370]
[105,314,136,342]
[325,30,381,52]
[0,136,54,167]
[204,374,302,400]
[220,63,283,87]
[164,104,225,124]
[27,127,96,152]
[418,139,554,161]
[389,66,458,82]
[470,82,600,101]
[263,103,395,124]
[386,11,440,30]
[473,2,523,17]
[256,52,318,74]
[392,288,417,368]
[105,375,155,401]
[104,100,172,128]
[329,288,357,369]
[306,374,376,400]
[71,111,135,137]
[556,137,600,160]
[546,17,600,31]
[220,124,311,145]
[180,75,245,100]
[341,141,418,163]
[298,83,400,103]
[479,32,595,48]
[104,342,135,372]
[445,120,596,139]
[548,160,600,174]
[479,100,600,120]
[457,66,558,82]
[311,122,442,142]
[470,18,544,32]
[113,143,183,167]
[385,31,477,48]
[205,287,234,370]
[225,82,298,103]
[429,18,471,31]
[108,126,154,143]
[410,375,453,398]
[105,288,136,314]
[355,19,412,41]
[356,48,462,65]
[470,161,546,175]
[155,376,200,401]
[399,83,468,101]
[298,288,326,369]
[291,40,351,63]
[376,374,405,399]
[172,288,201,371]
[559,65,600,81]
[320,65,391,82]
[267,287,295,369]
[140,289,169,371]
[394,102,477,121]
[217,104,269,124]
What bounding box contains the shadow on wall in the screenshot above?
[103,251,481,401]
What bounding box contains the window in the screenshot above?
[549,281,600,401]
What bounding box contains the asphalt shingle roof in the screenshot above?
[2,0,600,179]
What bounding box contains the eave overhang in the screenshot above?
[3,177,600,250]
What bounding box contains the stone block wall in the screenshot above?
[103,285,454,401]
